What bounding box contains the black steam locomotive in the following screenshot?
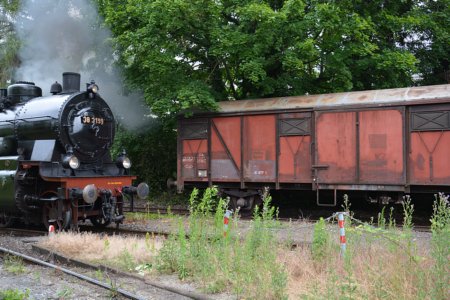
[0,72,148,230]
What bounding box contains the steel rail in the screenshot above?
[0,246,146,300]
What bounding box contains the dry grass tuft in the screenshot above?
[39,232,163,270]
[279,235,434,299]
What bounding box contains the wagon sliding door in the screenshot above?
[359,109,404,184]
[315,109,405,187]
[210,117,241,181]
[210,115,277,184]
[243,115,276,182]
[278,113,312,183]
[179,119,208,181]
[315,111,357,184]
[409,105,450,185]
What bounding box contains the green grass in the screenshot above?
[3,255,25,275]
[0,288,29,300]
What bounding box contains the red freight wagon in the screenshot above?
[177,84,450,208]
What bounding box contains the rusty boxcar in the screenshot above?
[176,84,450,208]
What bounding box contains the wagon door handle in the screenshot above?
[312,165,329,169]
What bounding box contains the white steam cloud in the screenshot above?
[15,0,150,130]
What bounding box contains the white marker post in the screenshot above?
[338,213,346,256]
[48,224,55,237]
[223,210,231,237]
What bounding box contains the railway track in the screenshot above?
[0,227,209,300]
[123,206,189,215]
[0,246,146,300]
[0,227,47,237]
[122,205,432,232]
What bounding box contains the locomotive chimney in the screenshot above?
[0,88,6,98]
[62,72,81,93]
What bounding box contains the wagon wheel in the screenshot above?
[89,216,111,228]
[42,201,72,231]
[0,212,14,228]
[228,195,261,217]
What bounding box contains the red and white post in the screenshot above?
[223,210,231,237]
[338,213,346,255]
[48,224,55,237]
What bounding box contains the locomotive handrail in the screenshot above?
[15,115,58,122]
[0,115,58,124]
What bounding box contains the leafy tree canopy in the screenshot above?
[0,0,21,86]
[95,0,448,117]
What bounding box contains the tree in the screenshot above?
[413,0,450,85]
[0,0,20,86]
[94,0,447,118]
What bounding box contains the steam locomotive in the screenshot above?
[0,72,148,230]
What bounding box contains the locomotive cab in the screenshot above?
[0,73,148,230]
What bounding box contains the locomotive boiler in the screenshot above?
[176,84,450,209]
[0,72,148,229]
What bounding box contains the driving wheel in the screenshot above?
[90,216,111,228]
[0,212,14,228]
[42,201,71,231]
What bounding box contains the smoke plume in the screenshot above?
[15,0,150,130]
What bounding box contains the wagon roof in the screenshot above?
[217,84,450,113]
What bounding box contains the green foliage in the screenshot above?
[388,206,396,229]
[412,0,450,85]
[94,269,104,281]
[56,286,73,300]
[94,0,447,121]
[116,249,136,271]
[430,193,450,300]
[103,237,110,251]
[311,217,330,261]
[112,121,176,195]
[402,195,414,230]
[155,187,287,299]
[0,288,29,300]
[0,0,21,86]
[107,277,120,299]
[377,206,386,229]
[342,194,354,225]
[3,254,25,275]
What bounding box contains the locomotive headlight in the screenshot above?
[116,155,131,169]
[122,157,131,169]
[62,154,80,169]
[69,156,80,169]
[87,81,99,94]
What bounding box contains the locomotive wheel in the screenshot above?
[0,212,14,228]
[42,201,72,231]
[89,217,111,228]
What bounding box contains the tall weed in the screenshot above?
[311,217,330,261]
[155,187,287,299]
[430,193,450,300]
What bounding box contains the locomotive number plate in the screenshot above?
[81,116,105,125]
